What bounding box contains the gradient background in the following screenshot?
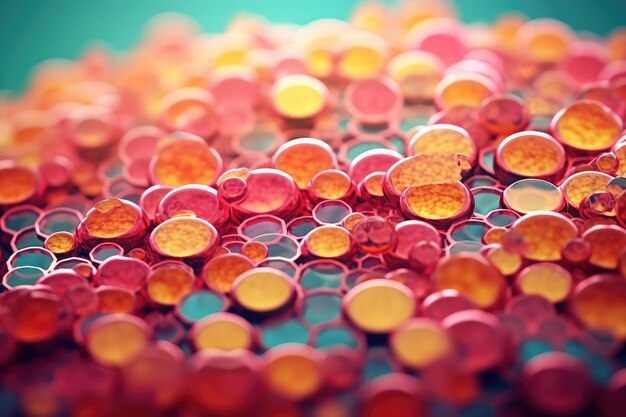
[1,0,625,93]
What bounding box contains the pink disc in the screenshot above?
[344,77,403,124]
[442,309,508,373]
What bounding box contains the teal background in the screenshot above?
[1,0,625,93]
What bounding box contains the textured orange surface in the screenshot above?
[84,199,138,239]
[433,253,505,309]
[147,266,194,305]
[152,217,213,257]
[311,170,351,199]
[410,125,474,159]
[555,101,621,151]
[583,225,626,269]
[404,182,469,220]
[203,254,254,293]
[512,212,578,261]
[499,134,563,176]
[273,141,335,189]
[306,225,352,258]
[152,136,220,186]
[45,232,75,253]
[388,153,463,195]
[561,171,613,208]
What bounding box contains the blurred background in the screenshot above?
[1,0,625,93]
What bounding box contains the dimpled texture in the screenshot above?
[152,218,213,257]
[561,171,613,208]
[410,126,474,159]
[499,135,563,176]
[404,183,468,220]
[388,153,463,195]
[84,199,138,239]
[306,226,352,258]
[512,212,578,261]
[152,137,220,186]
[555,101,620,151]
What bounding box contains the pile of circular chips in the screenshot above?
[2,1,626,416]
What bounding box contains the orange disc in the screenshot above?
[272,138,337,189]
[572,275,626,340]
[202,253,254,293]
[0,165,39,206]
[511,212,578,261]
[304,225,354,259]
[150,132,223,187]
[552,100,622,152]
[432,253,505,309]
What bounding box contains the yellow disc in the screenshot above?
[305,225,353,258]
[232,267,294,313]
[151,133,222,187]
[263,344,323,401]
[517,263,572,303]
[240,241,268,263]
[272,74,328,119]
[511,211,578,261]
[560,171,613,208]
[273,138,336,189]
[362,172,385,197]
[344,279,416,333]
[84,199,138,239]
[554,100,621,151]
[213,44,248,68]
[45,232,75,254]
[387,153,464,196]
[433,253,505,309]
[202,253,254,293]
[515,19,574,63]
[497,132,565,177]
[191,313,253,351]
[403,182,470,220]
[352,3,387,32]
[146,264,194,306]
[388,50,443,101]
[307,47,334,78]
[486,245,523,276]
[435,73,496,109]
[390,318,452,369]
[311,169,351,200]
[504,179,564,214]
[86,314,149,367]
[343,212,366,231]
[338,31,388,79]
[409,124,475,160]
[300,19,349,78]
[151,217,215,258]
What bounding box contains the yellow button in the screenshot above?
[232,267,294,313]
[344,279,416,333]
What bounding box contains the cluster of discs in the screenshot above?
[3,1,626,416]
